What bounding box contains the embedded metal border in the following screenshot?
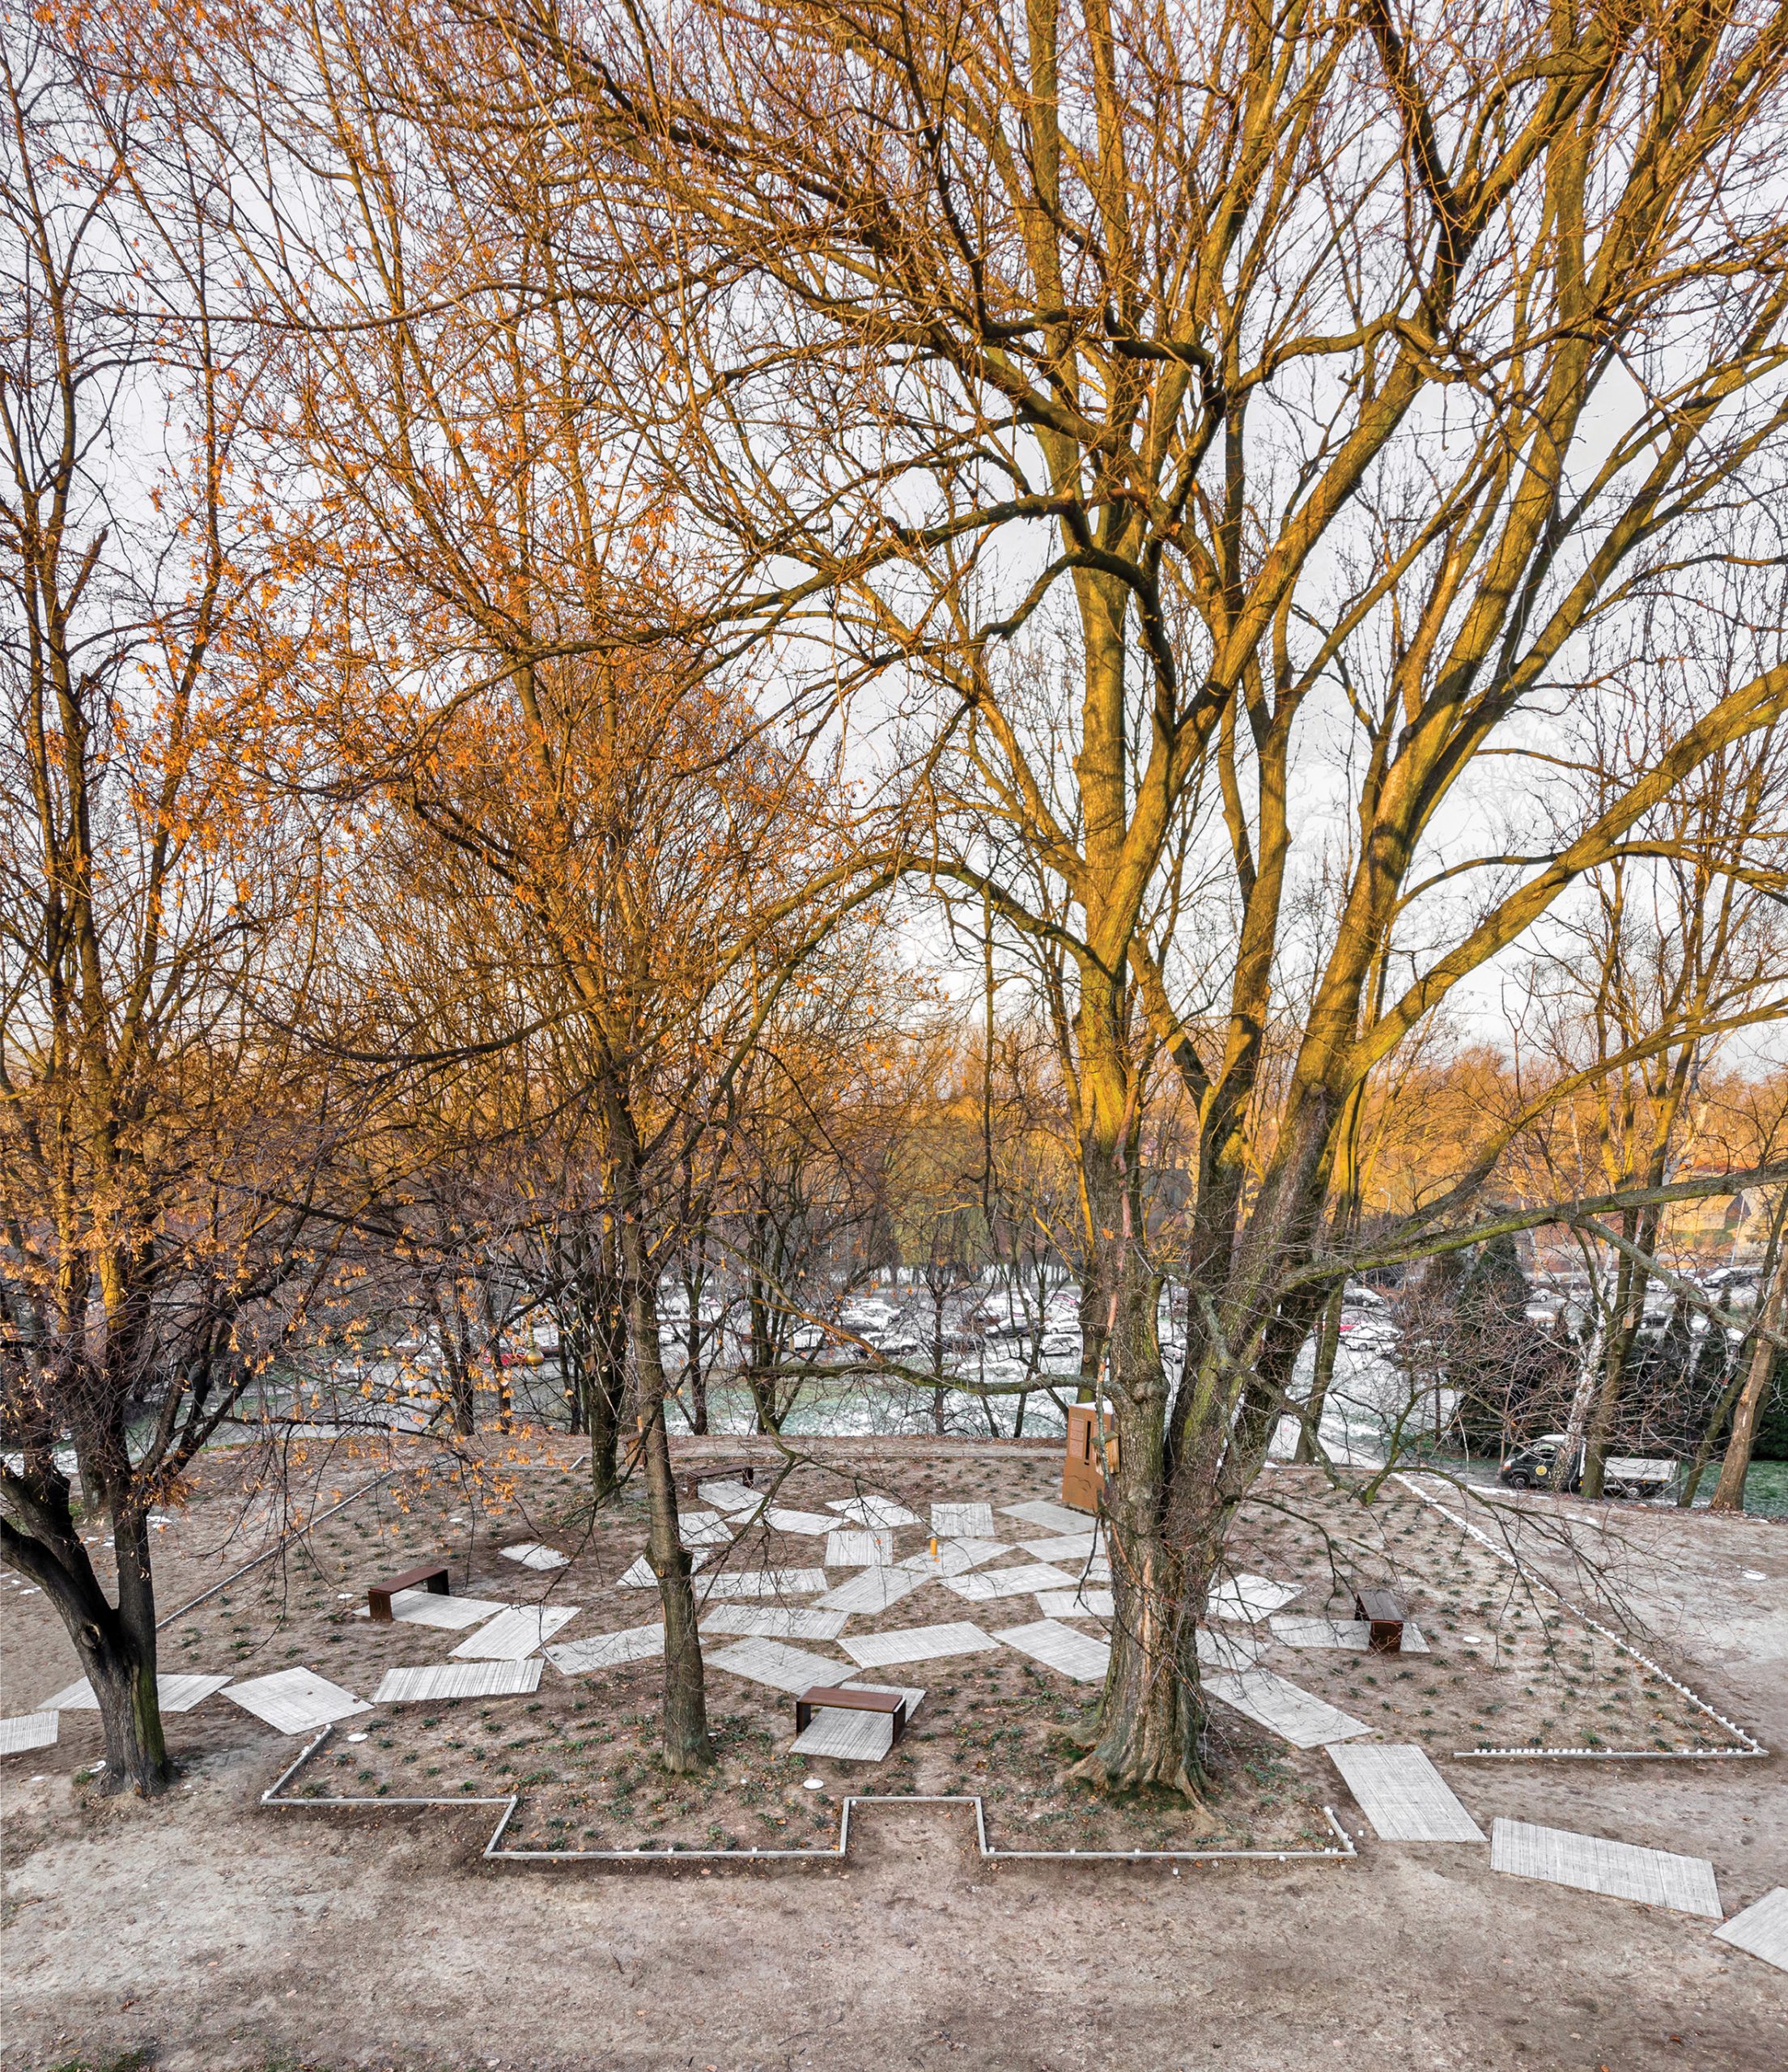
[261,1727,1357,1868]
[1391,1474,1768,1763]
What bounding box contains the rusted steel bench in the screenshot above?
[1353,1586,1407,1654]
[367,1563,450,1623]
[795,1684,911,1743]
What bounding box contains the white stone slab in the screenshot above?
[895,1536,1005,1578]
[695,1567,829,1600]
[451,1604,580,1659]
[1002,1500,1093,1536]
[1036,1587,1115,1618]
[1270,1615,1428,1653]
[764,1508,837,1537]
[1196,1626,1262,1672]
[1203,1668,1368,1748]
[1209,1573,1304,1622]
[790,1684,925,1762]
[1490,1818,1722,1917]
[1714,1886,1788,1972]
[699,1605,850,1641]
[704,1637,847,1694]
[373,1658,543,1703]
[994,1618,1111,1684]
[1019,1534,1102,1564]
[226,1668,371,1735]
[546,1625,665,1675]
[1083,1555,1111,1583]
[828,1497,919,1529]
[0,1712,59,1756]
[814,1566,926,1615]
[699,1480,766,1514]
[616,1552,710,1588]
[825,1529,895,1567]
[679,1510,736,1548]
[40,1672,232,1713]
[353,1590,511,1630]
[1327,1743,1484,1841]
[943,1561,1077,1603]
[839,1621,999,1669]
[499,1542,571,1571]
[931,1502,996,1537]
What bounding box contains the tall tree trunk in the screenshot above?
[1709,1244,1788,1514]
[1293,1284,1344,1464]
[611,1106,711,1771]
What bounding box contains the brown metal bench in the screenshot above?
[367,1563,450,1623]
[1353,1586,1407,1654]
[795,1684,911,1743]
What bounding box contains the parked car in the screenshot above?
[1498,1433,1675,1498]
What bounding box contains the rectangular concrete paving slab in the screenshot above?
[1035,1587,1115,1618]
[791,1684,926,1761]
[0,1712,59,1756]
[695,1567,829,1600]
[931,1502,995,1537]
[894,1537,1006,1578]
[1270,1615,1429,1653]
[814,1566,925,1616]
[1327,1743,1484,1841]
[1713,1887,1788,1972]
[704,1637,848,1694]
[373,1659,544,1702]
[839,1621,999,1669]
[1203,1668,1368,1748]
[943,1562,1078,1602]
[828,1497,920,1529]
[679,1511,737,1548]
[615,1552,710,1588]
[1018,1534,1102,1563]
[824,1529,896,1567]
[699,1480,766,1514]
[545,1625,665,1675]
[699,1605,850,1642]
[351,1590,512,1631]
[764,1509,838,1537]
[1001,1500,1092,1536]
[226,1668,371,1735]
[40,1673,232,1713]
[992,1618,1111,1684]
[1490,1818,1722,1918]
[499,1543,571,1571]
[1196,1627,1262,1672]
[1209,1573,1305,1621]
[451,1605,580,1659]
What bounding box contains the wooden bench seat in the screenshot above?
[367,1563,450,1623]
[794,1683,911,1743]
[1353,1586,1407,1654]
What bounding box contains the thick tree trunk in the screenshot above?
[5,1495,169,1795]
[1068,1042,1205,1798]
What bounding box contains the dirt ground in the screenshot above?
[2,1435,1785,2070]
